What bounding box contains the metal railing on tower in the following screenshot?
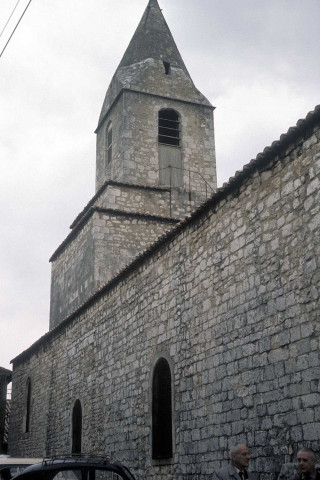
[158,165,216,217]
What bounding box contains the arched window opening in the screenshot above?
[25,378,31,433]
[106,122,112,163]
[152,358,173,460]
[72,400,82,454]
[158,109,180,147]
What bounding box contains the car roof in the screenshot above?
[0,458,43,467]
[14,457,136,480]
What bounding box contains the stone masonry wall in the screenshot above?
[9,355,51,456]
[94,183,212,220]
[96,95,124,191]
[10,119,320,480]
[0,369,11,452]
[92,209,177,287]
[50,209,177,329]
[49,217,95,329]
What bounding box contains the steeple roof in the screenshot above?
[97,0,213,131]
[117,0,190,76]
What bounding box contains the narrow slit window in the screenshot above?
[106,122,112,163]
[152,358,173,460]
[72,399,82,454]
[158,109,180,147]
[25,377,31,433]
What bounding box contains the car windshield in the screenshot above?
[52,471,124,480]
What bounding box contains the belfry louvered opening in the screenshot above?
[158,109,180,147]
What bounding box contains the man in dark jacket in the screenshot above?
[214,444,252,480]
[291,448,320,480]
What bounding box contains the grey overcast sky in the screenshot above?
[0,0,319,370]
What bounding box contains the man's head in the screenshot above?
[231,444,251,470]
[297,449,316,475]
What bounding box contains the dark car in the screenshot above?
[13,456,137,480]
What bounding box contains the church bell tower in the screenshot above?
[49,0,217,329]
[95,0,216,194]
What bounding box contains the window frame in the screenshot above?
[158,109,181,147]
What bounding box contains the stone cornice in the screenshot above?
[70,180,171,230]
[50,206,178,263]
[95,87,215,134]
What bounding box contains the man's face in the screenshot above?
[232,445,251,470]
[298,451,316,475]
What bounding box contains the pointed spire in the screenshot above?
[118,0,189,75]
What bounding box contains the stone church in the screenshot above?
[7,1,320,479]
